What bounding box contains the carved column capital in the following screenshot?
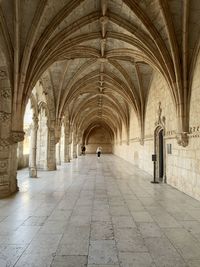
[10,131,25,144]
[176,132,189,147]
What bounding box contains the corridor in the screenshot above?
[1,155,200,267]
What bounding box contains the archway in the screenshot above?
[154,126,166,182]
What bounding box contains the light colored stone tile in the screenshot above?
[114,228,148,252]
[164,228,200,259]
[0,244,26,267]
[118,252,156,267]
[51,255,87,267]
[131,211,154,222]
[57,239,89,256]
[22,216,48,226]
[88,240,118,265]
[88,265,120,267]
[144,237,182,259]
[187,259,200,267]
[138,222,164,237]
[112,216,136,228]
[68,215,91,226]
[110,206,130,216]
[154,257,188,267]
[91,221,114,240]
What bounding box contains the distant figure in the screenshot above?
[96,146,102,158]
[81,146,86,155]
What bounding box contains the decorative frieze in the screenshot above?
[0,159,8,173]
[0,174,9,184]
[189,126,200,137]
[0,69,7,79]
[0,88,11,99]
[0,138,10,151]
[0,112,11,122]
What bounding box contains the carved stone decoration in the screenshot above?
[0,174,9,184]
[10,131,25,143]
[0,159,8,173]
[0,112,11,122]
[139,138,144,146]
[155,102,162,126]
[0,69,7,79]
[0,88,11,99]
[0,138,10,151]
[176,132,189,147]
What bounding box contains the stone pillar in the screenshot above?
[73,132,77,158]
[0,131,24,198]
[29,114,38,177]
[64,129,70,162]
[47,127,56,170]
[17,141,24,169]
[56,141,61,165]
[0,67,25,197]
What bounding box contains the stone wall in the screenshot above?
[113,54,200,201]
[86,127,112,154]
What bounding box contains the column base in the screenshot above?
[0,182,18,198]
[29,167,37,178]
[64,158,70,163]
[47,162,57,171]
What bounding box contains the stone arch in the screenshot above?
[154,125,166,183]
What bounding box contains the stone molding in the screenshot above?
[11,131,25,143]
[0,69,7,79]
[176,132,189,147]
[0,112,11,122]
[0,88,11,99]
[0,139,10,151]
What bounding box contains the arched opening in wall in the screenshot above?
[17,100,32,170]
[37,104,48,170]
[86,126,113,154]
[154,127,165,182]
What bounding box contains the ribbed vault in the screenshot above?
[0,0,200,144]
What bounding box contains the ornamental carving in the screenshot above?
[0,174,9,183]
[176,132,189,147]
[0,88,11,99]
[0,112,11,122]
[0,69,7,79]
[0,159,8,173]
[0,138,10,151]
[10,131,25,143]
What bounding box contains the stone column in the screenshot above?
[17,141,24,169]
[0,131,24,198]
[73,132,77,158]
[46,127,56,170]
[64,128,70,162]
[29,114,38,177]
[56,141,61,165]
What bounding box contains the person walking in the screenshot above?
[96,146,102,158]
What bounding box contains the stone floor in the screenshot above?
[1,155,200,266]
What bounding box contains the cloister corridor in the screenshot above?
[0,155,200,267]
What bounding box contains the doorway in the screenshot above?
[155,127,165,182]
[158,129,164,180]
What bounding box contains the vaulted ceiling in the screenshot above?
[0,0,200,140]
